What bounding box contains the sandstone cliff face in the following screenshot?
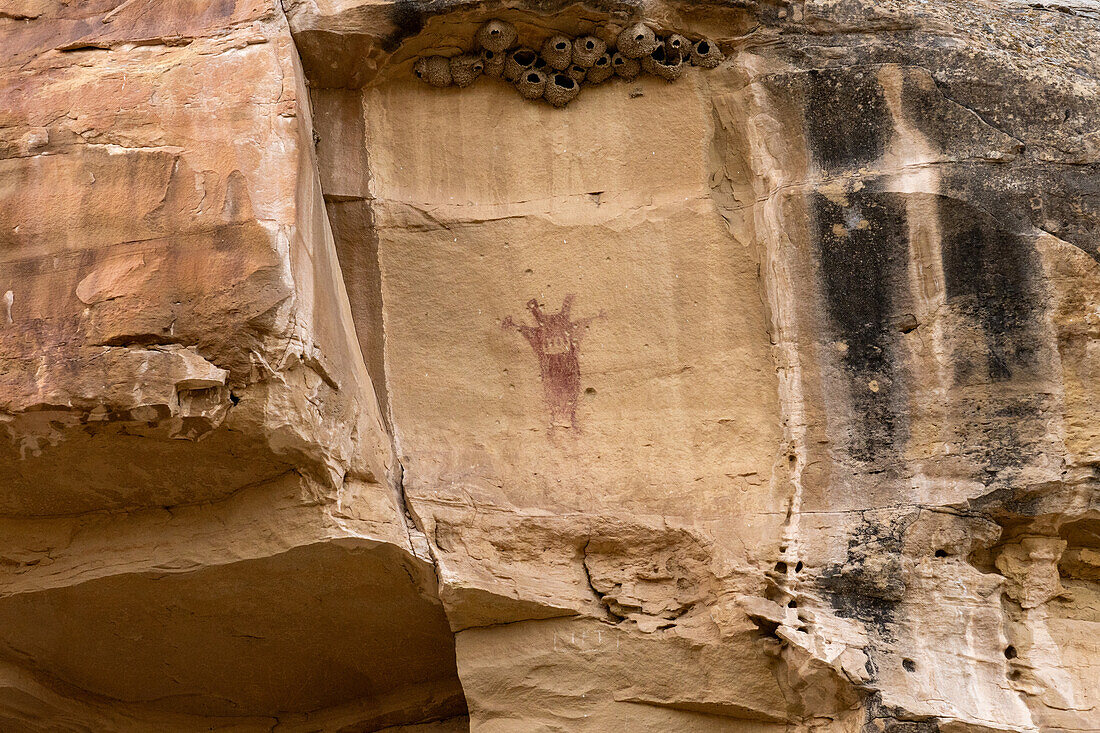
[1,0,1098,731]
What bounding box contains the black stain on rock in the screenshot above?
[812,187,910,465]
[384,0,653,53]
[818,512,918,637]
[950,392,1047,484]
[385,0,427,51]
[943,162,1100,264]
[938,197,1050,481]
[804,67,890,173]
[965,484,1045,524]
[940,197,1042,385]
[862,691,942,733]
[900,69,1025,165]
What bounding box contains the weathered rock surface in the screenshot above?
[1,0,1098,730]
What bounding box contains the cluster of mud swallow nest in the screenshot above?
[414,20,724,107]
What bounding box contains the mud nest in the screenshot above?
[545,74,581,107]
[587,53,614,85]
[413,18,725,108]
[503,47,539,82]
[449,53,485,87]
[476,19,518,52]
[617,22,659,58]
[413,56,452,87]
[572,35,607,67]
[691,39,724,69]
[542,34,574,71]
[641,45,684,82]
[480,48,506,78]
[515,68,548,99]
[612,52,641,81]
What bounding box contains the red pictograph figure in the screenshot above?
[502,295,602,429]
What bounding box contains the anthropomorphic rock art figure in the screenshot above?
[502,295,602,429]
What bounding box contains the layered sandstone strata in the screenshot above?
[1,0,1098,731]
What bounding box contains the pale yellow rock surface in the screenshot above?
[1,0,1099,731]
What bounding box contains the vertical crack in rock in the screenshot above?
[580,538,623,623]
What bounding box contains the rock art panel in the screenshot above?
[502,295,602,429]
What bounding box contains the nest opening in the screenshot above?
[527,72,541,83]
[513,50,537,65]
[697,41,710,54]
[554,75,576,89]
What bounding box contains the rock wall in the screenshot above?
[1,0,1098,731]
